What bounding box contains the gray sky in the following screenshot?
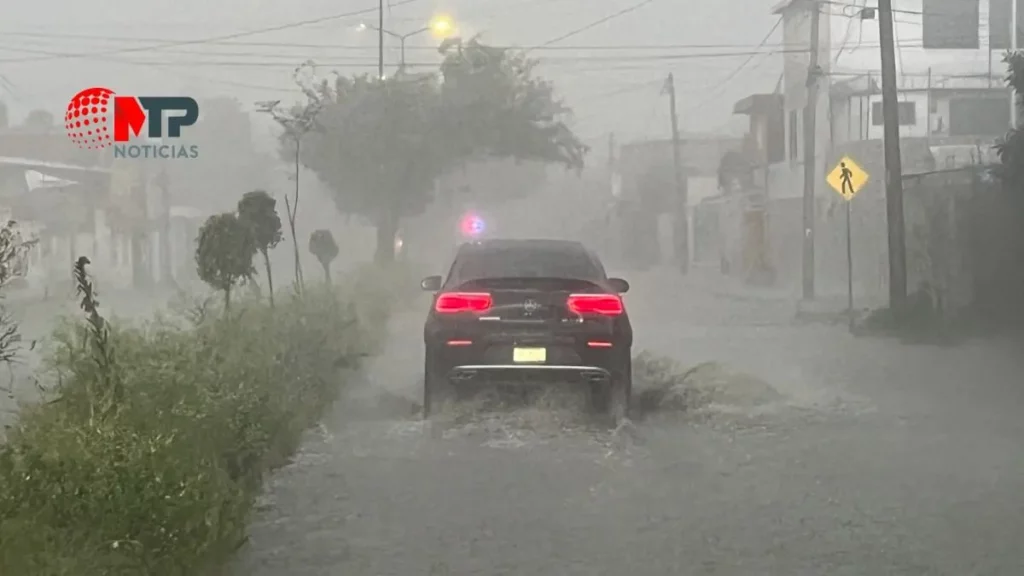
[0,0,782,148]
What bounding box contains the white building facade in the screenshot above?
[772,0,1018,198]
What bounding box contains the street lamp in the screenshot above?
[359,14,455,73]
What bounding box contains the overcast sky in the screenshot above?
[0,0,783,148]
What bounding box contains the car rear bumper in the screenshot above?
[447,364,612,385]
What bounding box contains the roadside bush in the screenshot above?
[0,265,394,575]
[856,284,964,345]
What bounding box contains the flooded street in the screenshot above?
[235,269,1024,575]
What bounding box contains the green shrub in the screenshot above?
[0,266,394,575]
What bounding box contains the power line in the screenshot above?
[1,43,946,69]
[571,79,664,128]
[0,0,424,64]
[0,0,981,68]
[526,0,660,52]
[0,29,937,51]
[686,16,784,113]
[834,0,867,61]
[572,78,664,107]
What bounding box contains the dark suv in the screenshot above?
[420,239,632,420]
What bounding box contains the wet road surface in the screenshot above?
[235,269,1024,575]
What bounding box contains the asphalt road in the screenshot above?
[235,269,1024,575]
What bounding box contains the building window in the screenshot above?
[922,0,979,49]
[989,0,1024,49]
[872,101,916,126]
[788,110,798,160]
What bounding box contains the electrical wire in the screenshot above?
[0,0,984,66]
[0,0,424,64]
[823,0,968,17]
[573,82,665,132]
[572,78,664,107]
[684,17,783,114]
[525,0,660,52]
[892,2,907,81]
[833,0,865,61]
[0,1,989,99]
[0,42,946,68]
[0,28,941,52]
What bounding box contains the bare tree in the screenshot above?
[255,61,324,294]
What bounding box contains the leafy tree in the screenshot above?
[195,213,257,311]
[996,51,1024,208]
[284,40,588,263]
[436,37,586,170]
[308,229,339,284]
[23,109,53,128]
[238,190,284,307]
[288,72,445,263]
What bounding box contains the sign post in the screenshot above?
[826,156,869,330]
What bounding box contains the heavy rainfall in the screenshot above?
[0,0,1023,574]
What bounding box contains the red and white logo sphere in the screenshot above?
[65,87,115,149]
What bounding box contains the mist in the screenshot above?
[2,1,1024,574]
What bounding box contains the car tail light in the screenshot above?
[435,292,492,313]
[567,293,623,316]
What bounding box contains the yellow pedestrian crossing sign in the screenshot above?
[827,156,869,200]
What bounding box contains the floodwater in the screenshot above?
[233,267,1024,575]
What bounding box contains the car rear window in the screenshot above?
[452,246,603,281]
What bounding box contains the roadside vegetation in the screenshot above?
[0,193,410,574]
[0,32,586,575]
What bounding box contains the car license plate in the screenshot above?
[513,347,546,363]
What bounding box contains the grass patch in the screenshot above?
[0,265,399,575]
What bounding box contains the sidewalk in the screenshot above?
[631,264,883,321]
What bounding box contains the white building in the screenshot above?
[770,0,1018,197]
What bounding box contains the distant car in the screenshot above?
[419,239,632,421]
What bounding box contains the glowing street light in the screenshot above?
[358,15,457,72]
[429,14,455,38]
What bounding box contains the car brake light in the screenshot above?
[435,292,492,313]
[567,293,623,316]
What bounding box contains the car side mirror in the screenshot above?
[420,275,442,291]
[608,277,629,293]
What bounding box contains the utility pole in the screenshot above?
[878,0,908,316]
[378,0,385,79]
[1012,0,1019,127]
[801,0,821,301]
[665,72,688,274]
